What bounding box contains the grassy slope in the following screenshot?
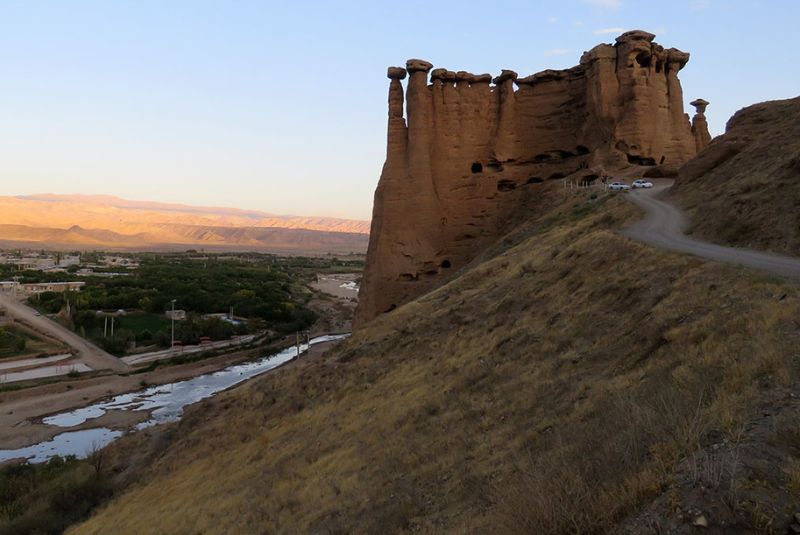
[71,189,800,534]
[670,96,800,255]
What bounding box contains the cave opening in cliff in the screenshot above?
[487,160,504,171]
[626,154,657,166]
[548,172,566,180]
[576,145,590,155]
[526,176,543,184]
[635,52,652,68]
[497,180,516,192]
[471,162,483,173]
[440,260,451,269]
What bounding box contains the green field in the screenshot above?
[0,325,64,359]
[114,313,171,335]
[23,252,364,357]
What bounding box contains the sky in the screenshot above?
[0,0,797,220]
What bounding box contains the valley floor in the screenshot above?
[0,273,358,461]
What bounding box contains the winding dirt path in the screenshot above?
[622,179,800,281]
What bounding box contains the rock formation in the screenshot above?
[355,30,711,326]
[690,99,712,152]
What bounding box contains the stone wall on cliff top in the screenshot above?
[355,30,711,327]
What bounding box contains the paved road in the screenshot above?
[622,180,800,281]
[122,334,257,365]
[0,293,129,372]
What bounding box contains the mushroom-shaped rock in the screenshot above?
[430,68,448,83]
[430,68,457,84]
[492,69,518,85]
[615,30,655,44]
[387,66,407,80]
[406,59,433,74]
[455,71,474,83]
[471,73,492,84]
[666,48,690,70]
[690,98,709,114]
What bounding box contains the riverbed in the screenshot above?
[0,334,347,464]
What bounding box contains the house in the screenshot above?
[19,281,86,296]
[0,282,20,294]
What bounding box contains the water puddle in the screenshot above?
[0,334,347,464]
[0,429,123,464]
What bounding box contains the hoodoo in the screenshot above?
[355,30,711,326]
[690,98,712,152]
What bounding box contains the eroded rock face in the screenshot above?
[355,31,709,326]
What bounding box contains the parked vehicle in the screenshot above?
[632,179,654,189]
[607,182,631,191]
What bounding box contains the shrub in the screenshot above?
[0,455,116,535]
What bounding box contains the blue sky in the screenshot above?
[0,0,796,219]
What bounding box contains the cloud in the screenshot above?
[593,27,627,35]
[582,0,621,8]
[691,0,711,10]
[575,20,585,27]
[547,16,559,23]
[544,48,570,56]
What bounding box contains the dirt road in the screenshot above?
[0,293,129,371]
[622,180,800,281]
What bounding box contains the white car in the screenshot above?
[632,179,653,189]
[607,182,631,191]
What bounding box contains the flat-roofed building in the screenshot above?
[19,281,86,295]
[0,282,20,293]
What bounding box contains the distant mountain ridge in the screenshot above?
[0,194,369,253]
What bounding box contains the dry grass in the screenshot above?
[786,457,800,498]
[670,96,800,255]
[70,191,800,534]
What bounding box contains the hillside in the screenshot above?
[0,194,369,253]
[670,96,800,255]
[69,184,800,534]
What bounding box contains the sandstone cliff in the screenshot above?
[355,30,711,326]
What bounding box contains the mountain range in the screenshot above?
[0,194,370,253]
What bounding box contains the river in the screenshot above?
[0,334,347,464]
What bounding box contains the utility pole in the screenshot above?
[104,315,108,338]
[110,317,115,337]
[296,331,300,358]
[170,299,177,352]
